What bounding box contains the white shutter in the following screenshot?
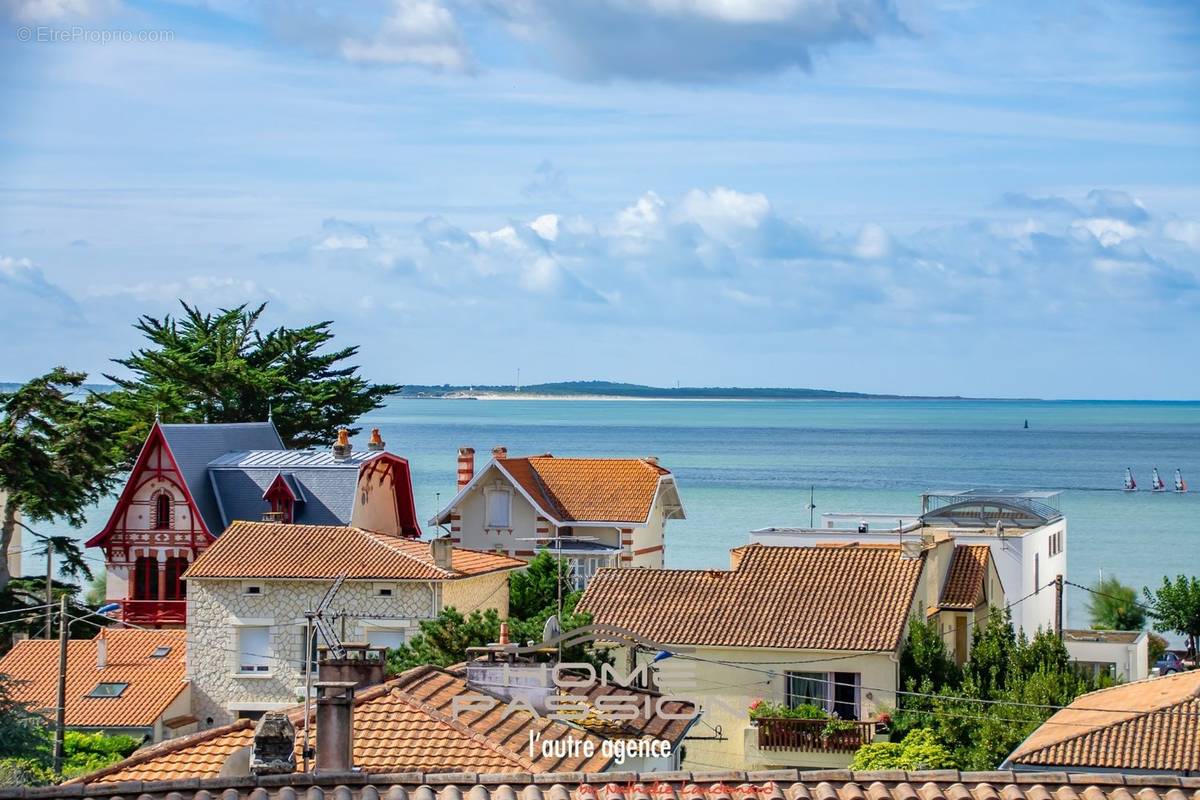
[486,491,511,528]
[239,626,271,673]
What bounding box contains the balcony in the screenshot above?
[754,717,879,754]
[121,599,186,626]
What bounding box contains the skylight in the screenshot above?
[87,682,129,698]
[150,646,172,658]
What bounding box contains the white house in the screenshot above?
[752,489,1068,638]
[431,446,685,587]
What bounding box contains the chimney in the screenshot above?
[644,456,659,466]
[250,712,296,775]
[430,537,454,571]
[492,446,507,460]
[367,428,385,452]
[457,447,475,488]
[900,539,923,560]
[314,681,356,773]
[332,428,352,460]
[317,644,388,690]
[95,630,107,670]
[498,621,510,646]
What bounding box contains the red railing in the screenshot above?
[121,599,186,626]
[756,718,877,753]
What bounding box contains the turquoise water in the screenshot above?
[38,398,1200,630]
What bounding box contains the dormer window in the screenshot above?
[153,492,172,530]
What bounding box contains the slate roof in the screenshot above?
[158,422,285,534]
[208,456,370,527]
[184,521,526,580]
[577,543,924,651]
[1005,670,1200,773]
[937,545,992,610]
[74,665,694,784]
[33,768,1200,800]
[0,629,187,729]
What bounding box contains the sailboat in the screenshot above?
[1151,467,1166,492]
[1123,467,1137,492]
[1176,469,1188,493]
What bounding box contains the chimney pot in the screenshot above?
[492,446,507,460]
[644,456,659,465]
[332,428,352,460]
[314,681,356,773]
[95,631,107,671]
[457,447,476,489]
[430,537,454,571]
[498,621,510,646]
[367,428,385,452]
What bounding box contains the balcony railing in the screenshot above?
[755,717,877,753]
[121,599,186,626]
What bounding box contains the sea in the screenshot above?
[32,398,1200,631]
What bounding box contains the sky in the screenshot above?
[1,0,1198,399]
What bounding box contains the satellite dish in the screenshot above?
[542,614,561,644]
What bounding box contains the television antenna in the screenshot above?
[301,572,348,770]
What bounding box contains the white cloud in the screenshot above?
[338,0,472,71]
[676,187,771,235]
[1,0,116,22]
[853,222,892,259]
[529,213,560,242]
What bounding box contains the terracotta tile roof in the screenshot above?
[578,544,924,651]
[1006,669,1200,772]
[184,521,525,580]
[938,545,991,610]
[0,629,186,729]
[500,456,673,524]
[32,769,1200,800]
[77,665,693,784]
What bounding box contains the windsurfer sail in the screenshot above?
[1151,467,1166,492]
[1123,467,1137,492]
[1176,469,1188,493]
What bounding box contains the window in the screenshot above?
[88,682,128,698]
[164,556,188,601]
[153,492,172,530]
[784,671,860,719]
[485,489,511,528]
[568,556,609,590]
[374,583,395,598]
[242,583,264,596]
[1034,553,1040,592]
[785,671,827,710]
[365,626,409,651]
[237,626,271,674]
[150,646,172,659]
[1048,531,1064,557]
[133,556,158,601]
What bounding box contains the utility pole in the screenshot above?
[1054,574,1064,640]
[53,595,68,776]
[45,538,54,639]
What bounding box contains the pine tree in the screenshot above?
[103,302,401,453]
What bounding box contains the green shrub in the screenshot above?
[0,757,55,787]
[851,728,955,770]
[748,700,827,720]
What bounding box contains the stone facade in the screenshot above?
[187,574,508,728]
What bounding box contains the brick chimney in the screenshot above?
[457,447,475,488]
[332,428,352,460]
[492,446,507,460]
[367,428,385,452]
[314,681,356,773]
[430,537,454,571]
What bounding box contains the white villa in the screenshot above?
[431,446,685,587]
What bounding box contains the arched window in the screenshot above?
[153,492,172,530]
[133,557,159,601]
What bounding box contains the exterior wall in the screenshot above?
[152,684,195,743]
[448,464,541,557]
[1065,633,1149,682]
[440,571,510,617]
[186,578,436,727]
[616,644,901,771]
[350,463,401,534]
[628,494,666,569]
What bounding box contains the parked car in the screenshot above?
[1155,652,1186,675]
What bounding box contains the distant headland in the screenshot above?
[399,381,970,401]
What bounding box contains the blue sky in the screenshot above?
[1,0,1198,398]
